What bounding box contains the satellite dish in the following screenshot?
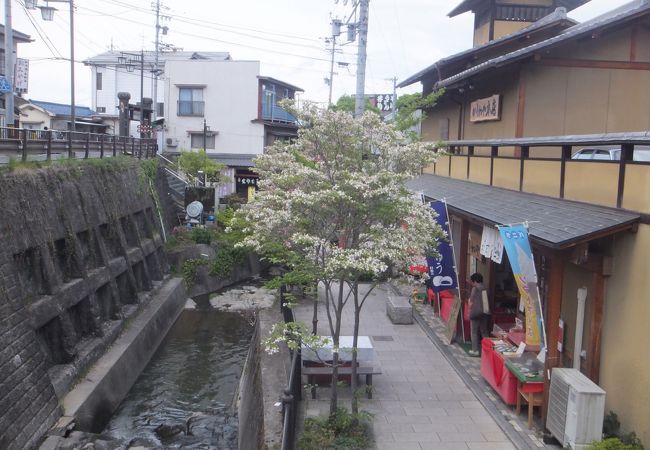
[186,201,203,224]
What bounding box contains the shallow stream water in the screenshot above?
[101,305,254,449]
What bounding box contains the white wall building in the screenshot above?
[163,59,264,155]
[85,50,302,201]
[83,51,231,128]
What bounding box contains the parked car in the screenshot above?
[571,146,650,161]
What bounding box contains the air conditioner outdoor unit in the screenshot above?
[166,137,178,147]
[546,368,606,449]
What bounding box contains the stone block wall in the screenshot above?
[0,160,166,449]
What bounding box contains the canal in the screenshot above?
[101,304,254,449]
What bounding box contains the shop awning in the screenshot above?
[210,153,257,168]
[407,174,640,249]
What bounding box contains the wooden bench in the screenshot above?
[302,364,382,399]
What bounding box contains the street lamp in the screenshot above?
[27,0,76,155]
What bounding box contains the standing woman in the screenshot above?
[468,272,489,356]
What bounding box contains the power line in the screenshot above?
[18,3,63,59]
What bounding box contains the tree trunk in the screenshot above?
[351,282,360,415]
[329,280,345,417]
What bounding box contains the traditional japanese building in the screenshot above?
[401,0,650,444]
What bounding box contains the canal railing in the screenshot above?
[0,126,157,162]
[279,285,301,450]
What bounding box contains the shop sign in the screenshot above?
[236,176,257,186]
[427,201,459,292]
[15,58,29,93]
[470,94,501,123]
[498,224,545,352]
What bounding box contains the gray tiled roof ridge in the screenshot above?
[398,6,576,88]
[436,0,650,89]
[407,173,640,247]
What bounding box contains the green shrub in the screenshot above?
[210,238,247,277]
[587,437,644,450]
[600,411,645,450]
[297,408,372,450]
[189,225,217,244]
[181,258,208,288]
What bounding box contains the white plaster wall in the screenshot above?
[92,66,160,116]
[19,107,51,129]
[163,60,264,155]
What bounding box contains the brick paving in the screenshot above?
[292,283,560,450]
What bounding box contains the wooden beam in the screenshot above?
[459,218,470,299]
[536,58,650,71]
[545,252,564,362]
[515,70,526,139]
[586,273,605,383]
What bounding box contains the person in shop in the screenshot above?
[468,272,489,356]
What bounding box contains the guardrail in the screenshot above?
[0,126,157,162]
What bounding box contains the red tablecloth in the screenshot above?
[480,338,518,405]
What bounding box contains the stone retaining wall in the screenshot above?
[0,160,166,449]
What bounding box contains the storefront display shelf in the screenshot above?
[480,338,518,405]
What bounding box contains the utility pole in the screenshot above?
[4,0,14,127]
[203,118,207,150]
[390,76,397,118]
[327,36,336,106]
[354,0,369,117]
[153,0,161,118]
[69,0,75,138]
[140,49,144,137]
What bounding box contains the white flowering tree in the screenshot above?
[237,102,444,416]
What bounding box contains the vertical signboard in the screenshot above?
[427,201,459,292]
[498,225,545,349]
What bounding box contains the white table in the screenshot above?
[301,335,374,362]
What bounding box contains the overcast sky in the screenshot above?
[4,0,632,108]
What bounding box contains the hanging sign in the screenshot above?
[498,225,545,349]
[427,201,458,292]
[480,225,504,264]
[15,58,29,93]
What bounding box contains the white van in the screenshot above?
[571,146,650,161]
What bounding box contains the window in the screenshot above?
[156,102,164,117]
[96,72,102,90]
[190,133,215,149]
[96,106,106,113]
[178,87,204,116]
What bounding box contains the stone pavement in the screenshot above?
[293,283,559,450]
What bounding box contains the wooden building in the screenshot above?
[401,0,650,445]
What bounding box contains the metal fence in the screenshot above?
[0,126,157,163]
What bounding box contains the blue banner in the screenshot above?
[498,225,545,349]
[427,201,458,292]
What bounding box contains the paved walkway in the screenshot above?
[293,283,559,450]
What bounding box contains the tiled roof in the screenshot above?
[210,153,258,168]
[407,174,640,248]
[436,0,650,89]
[448,0,588,17]
[29,100,95,117]
[398,7,576,88]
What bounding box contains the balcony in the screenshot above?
[177,100,205,117]
[261,100,297,124]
